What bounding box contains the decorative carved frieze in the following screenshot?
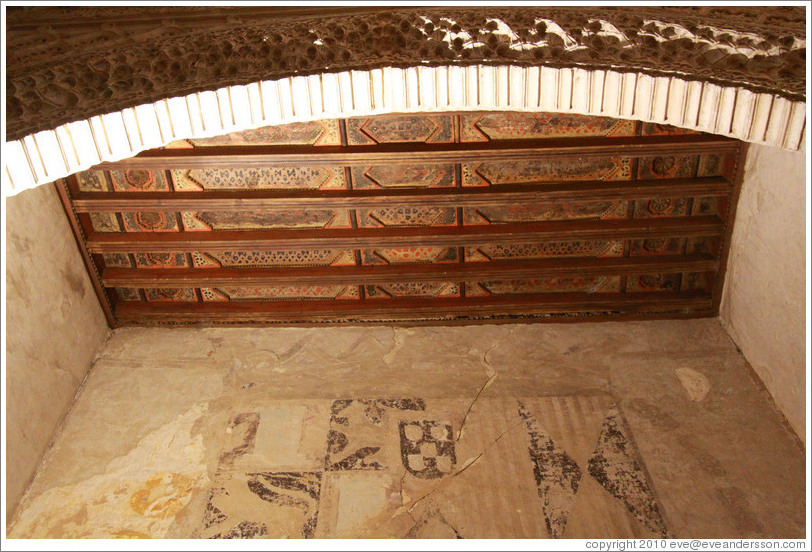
[5,6,806,141]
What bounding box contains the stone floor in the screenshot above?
[6,319,806,539]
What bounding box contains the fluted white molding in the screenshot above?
[3,64,806,196]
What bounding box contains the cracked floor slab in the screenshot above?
[6,320,806,538]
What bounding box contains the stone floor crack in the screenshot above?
[437,512,464,538]
[456,373,498,442]
[482,325,516,377]
[397,468,409,507]
[382,327,407,365]
[494,418,526,445]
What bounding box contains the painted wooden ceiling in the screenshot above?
[57,111,744,326]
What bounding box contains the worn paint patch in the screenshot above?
[129,473,194,518]
[219,412,260,467]
[518,400,583,538]
[112,529,150,538]
[331,472,396,537]
[248,405,327,469]
[516,397,668,538]
[587,404,668,537]
[325,399,425,471]
[203,471,322,539]
[674,367,711,402]
[406,508,465,538]
[8,404,211,538]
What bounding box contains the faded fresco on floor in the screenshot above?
[9,394,668,539]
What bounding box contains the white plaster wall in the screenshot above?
[5,184,110,522]
[720,144,807,442]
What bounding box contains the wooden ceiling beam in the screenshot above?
[95,134,739,170]
[72,177,732,212]
[114,291,713,324]
[86,216,724,253]
[102,254,718,287]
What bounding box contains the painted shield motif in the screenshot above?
[398,420,456,479]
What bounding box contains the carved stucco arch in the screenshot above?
[4,6,806,195]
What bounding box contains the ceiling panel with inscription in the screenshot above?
[56,111,745,326]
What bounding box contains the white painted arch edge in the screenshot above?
[3,64,806,196]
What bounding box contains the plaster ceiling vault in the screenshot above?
[56,111,746,326]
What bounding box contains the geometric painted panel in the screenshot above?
[172,119,341,148]
[471,201,628,224]
[633,198,690,218]
[203,285,358,301]
[362,247,458,265]
[133,252,188,268]
[680,272,714,292]
[637,156,695,180]
[462,112,637,142]
[110,169,170,192]
[360,207,456,228]
[626,274,680,293]
[481,276,621,294]
[629,239,685,257]
[143,288,198,302]
[182,210,346,231]
[371,282,460,298]
[467,157,632,186]
[348,115,453,145]
[121,211,179,232]
[696,155,724,178]
[641,122,700,136]
[192,250,356,268]
[102,253,131,268]
[358,164,453,188]
[690,197,723,218]
[685,237,720,256]
[116,288,141,301]
[472,241,625,261]
[170,167,347,191]
[89,212,120,232]
[75,170,109,192]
